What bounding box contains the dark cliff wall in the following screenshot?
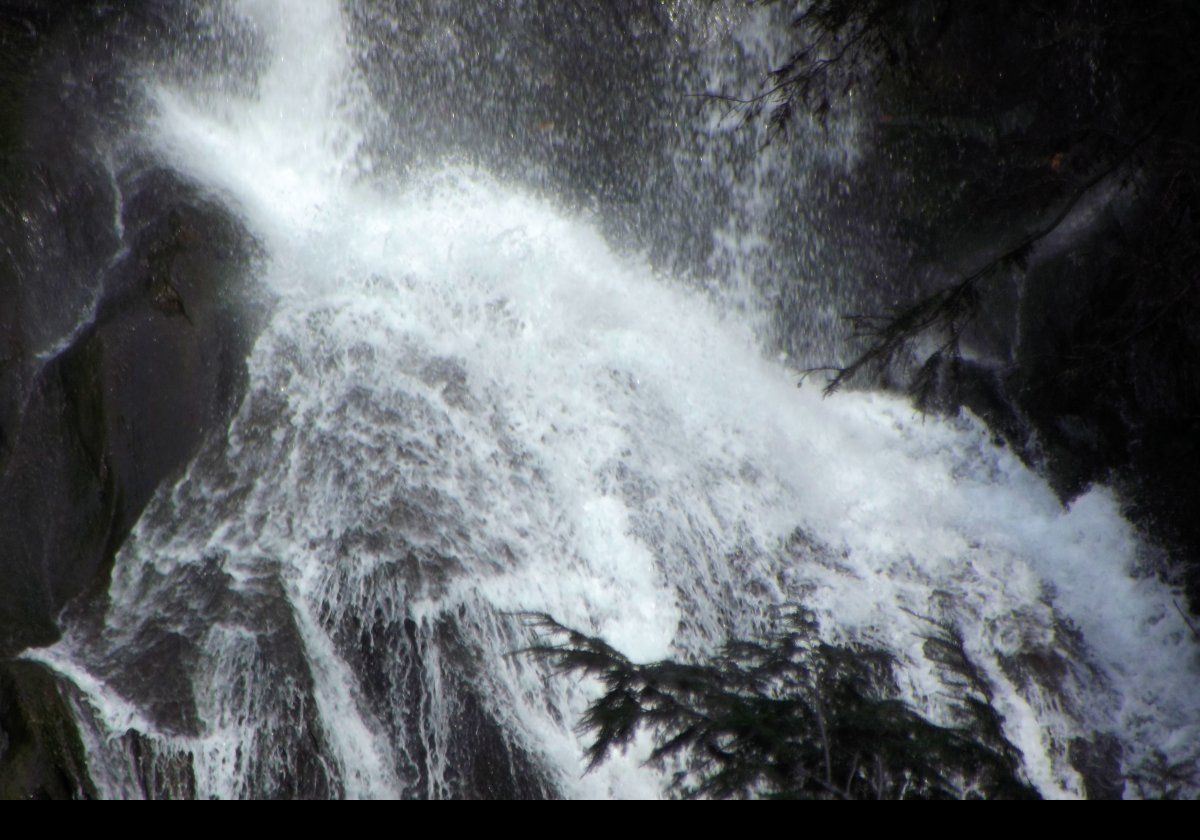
[1,2,258,797]
[771,1,1200,611]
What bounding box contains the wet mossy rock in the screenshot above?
[0,660,95,799]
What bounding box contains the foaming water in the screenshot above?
[31,0,1199,798]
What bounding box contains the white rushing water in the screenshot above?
[31,0,1199,798]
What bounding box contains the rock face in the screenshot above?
[0,176,257,656]
[1013,217,1200,599]
[806,2,1200,613]
[1,2,258,798]
[0,660,95,799]
[0,2,259,658]
[926,199,1200,609]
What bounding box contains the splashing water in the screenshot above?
[30,0,1199,798]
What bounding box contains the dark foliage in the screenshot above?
[518,609,1037,799]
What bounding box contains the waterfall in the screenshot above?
[22,0,1199,798]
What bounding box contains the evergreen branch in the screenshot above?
[821,116,1164,396]
[515,608,1038,799]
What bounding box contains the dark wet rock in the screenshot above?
[0,177,257,656]
[1069,734,1125,800]
[0,660,95,799]
[338,593,559,799]
[1,1,261,657]
[226,574,345,800]
[59,545,345,799]
[440,671,560,800]
[430,616,560,799]
[999,647,1074,707]
[121,729,198,801]
[915,180,1200,613]
[919,356,1029,453]
[119,630,202,737]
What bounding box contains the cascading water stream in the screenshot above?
[25,0,1199,798]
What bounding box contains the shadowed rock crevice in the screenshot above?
[0,660,96,799]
